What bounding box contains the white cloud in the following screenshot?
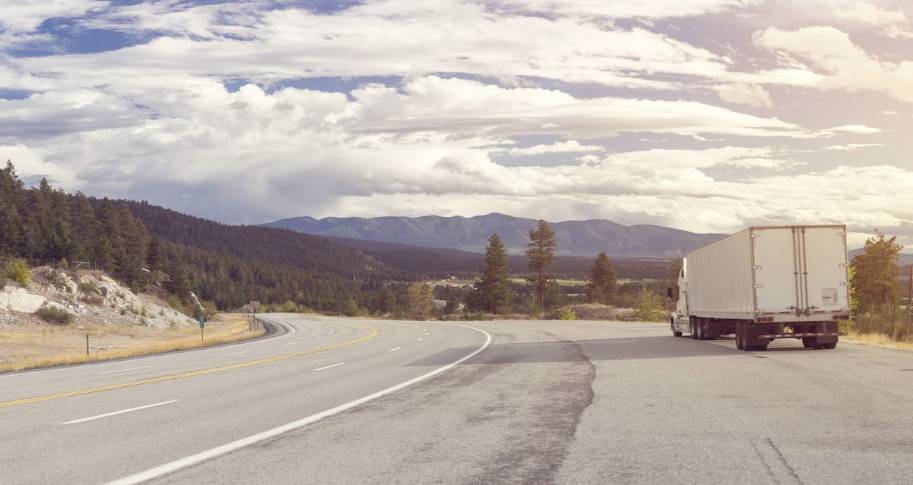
[830,1,907,28]
[494,0,759,19]
[0,1,104,33]
[755,26,913,103]
[824,143,883,151]
[714,83,773,108]
[16,0,732,92]
[509,140,603,156]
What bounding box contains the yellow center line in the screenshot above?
[0,324,381,410]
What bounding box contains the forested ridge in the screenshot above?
[0,162,394,312]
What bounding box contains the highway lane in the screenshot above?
[156,319,913,485]
[0,314,489,484]
[4,316,913,484]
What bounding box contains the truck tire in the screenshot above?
[696,319,704,340]
[736,322,745,350]
[822,342,837,349]
[802,337,817,349]
[690,317,698,339]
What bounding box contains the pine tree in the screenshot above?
[527,220,556,314]
[587,251,616,304]
[146,236,163,273]
[70,193,98,263]
[473,234,512,313]
[167,258,192,303]
[0,161,24,256]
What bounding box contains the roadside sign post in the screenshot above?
[199,316,205,344]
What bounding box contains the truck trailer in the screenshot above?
[669,225,850,350]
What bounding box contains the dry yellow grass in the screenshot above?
[843,332,913,352]
[0,313,265,373]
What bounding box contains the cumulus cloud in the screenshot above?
[755,26,913,103]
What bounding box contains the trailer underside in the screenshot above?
[672,316,839,351]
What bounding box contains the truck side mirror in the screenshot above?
[666,287,674,299]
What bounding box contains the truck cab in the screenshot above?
[670,259,688,337]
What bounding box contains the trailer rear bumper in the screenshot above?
[759,332,840,339]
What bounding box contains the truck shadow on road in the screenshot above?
[409,336,754,366]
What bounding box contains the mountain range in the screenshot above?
[264,213,724,258]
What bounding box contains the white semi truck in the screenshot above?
[669,225,850,350]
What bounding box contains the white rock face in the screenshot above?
[0,287,48,313]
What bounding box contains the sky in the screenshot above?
[1,1,912,249]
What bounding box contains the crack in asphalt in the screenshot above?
[767,438,804,485]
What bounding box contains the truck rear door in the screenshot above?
[802,226,849,312]
[751,227,798,313]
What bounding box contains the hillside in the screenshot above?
[266,213,723,258]
[121,202,398,311]
[0,162,393,313]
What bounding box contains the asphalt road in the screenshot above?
[2,315,913,484]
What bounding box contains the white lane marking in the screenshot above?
[97,366,152,376]
[284,342,297,346]
[105,326,492,485]
[388,347,402,352]
[416,338,423,342]
[313,363,345,372]
[62,400,180,425]
[221,351,249,357]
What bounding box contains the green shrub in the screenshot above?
[34,306,75,325]
[557,307,578,320]
[7,259,30,287]
[633,288,665,322]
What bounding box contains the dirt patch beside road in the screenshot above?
[0,313,264,372]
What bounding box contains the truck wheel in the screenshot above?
[802,337,817,349]
[690,317,698,339]
[822,342,837,349]
[696,319,704,340]
[735,322,744,350]
[673,331,683,337]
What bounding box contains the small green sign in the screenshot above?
[198,317,205,328]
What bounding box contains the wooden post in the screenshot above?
[85,333,89,356]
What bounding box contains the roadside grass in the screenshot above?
[844,332,913,352]
[0,313,264,373]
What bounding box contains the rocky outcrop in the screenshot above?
[1,267,196,329]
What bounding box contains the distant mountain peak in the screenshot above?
[264,214,723,258]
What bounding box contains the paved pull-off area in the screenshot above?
[2,315,913,484]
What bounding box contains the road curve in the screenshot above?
[0,314,489,484]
